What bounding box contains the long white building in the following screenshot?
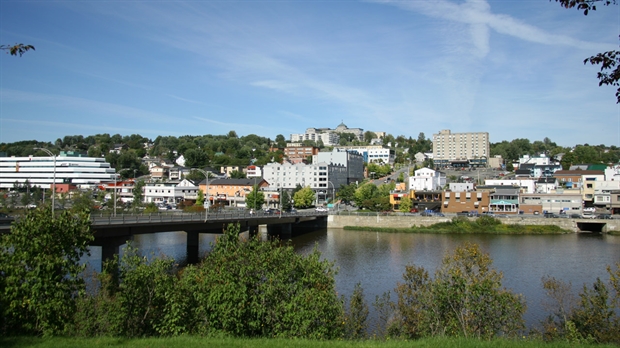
[262,162,348,191]
[0,155,116,189]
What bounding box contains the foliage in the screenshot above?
[196,190,204,206]
[388,243,526,339]
[554,1,620,102]
[229,170,246,179]
[132,180,145,209]
[281,190,292,211]
[70,190,97,212]
[293,187,315,208]
[367,163,391,177]
[144,202,159,213]
[0,207,93,336]
[1,43,35,56]
[344,283,369,340]
[539,263,620,344]
[398,196,412,212]
[178,223,345,338]
[336,183,357,204]
[245,185,265,210]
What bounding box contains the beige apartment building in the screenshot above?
[432,129,490,168]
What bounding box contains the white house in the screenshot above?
[409,168,446,191]
[143,179,199,205]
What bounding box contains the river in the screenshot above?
[86,228,620,331]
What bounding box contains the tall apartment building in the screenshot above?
[432,129,490,167]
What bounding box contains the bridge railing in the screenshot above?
[90,210,327,226]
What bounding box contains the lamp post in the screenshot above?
[34,148,56,218]
[193,168,210,222]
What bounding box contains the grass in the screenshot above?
[344,216,570,234]
[1,336,618,348]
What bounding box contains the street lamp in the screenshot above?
[34,147,56,218]
[193,168,210,222]
[328,180,335,204]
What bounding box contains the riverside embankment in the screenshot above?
[327,213,620,233]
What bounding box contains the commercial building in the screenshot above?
[0,153,116,190]
[432,129,490,168]
[313,148,365,184]
[262,162,348,192]
[331,145,395,165]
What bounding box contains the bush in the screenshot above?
[0,207,93,336]
[388,243,526,339]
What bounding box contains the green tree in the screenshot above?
[555,0,620,103]
[229,170,246,179]
[0,207,93,336]
[390,243,526,339]
[293,186,315,208]
[399,196,412,212]
[281,190,292,211]
[196,190,205,207]
[354,183,377,210]
[132,180,145,209]
[344,283,369,340]
[179,223,345,338]
[245,185,265,210]
[337,183,357,204]
[71,190,96,212]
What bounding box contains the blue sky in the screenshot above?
[1,0,618,147]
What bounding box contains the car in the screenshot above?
[434,212,445,217]
[264,208,281,215]
[420,211,434,216]
[409,208,418,213]
[315,207,328,212]
[597,214,613,219]
[544,213,560,218]
[457,211,470,217]
[482,211,495,216]
[0,212,15,225]
[570,214,582,219]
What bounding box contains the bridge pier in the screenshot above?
[187,231,200,265]
[100,236,133,263]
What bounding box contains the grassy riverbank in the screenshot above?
[2,336,617,348]
[344,216,570,234]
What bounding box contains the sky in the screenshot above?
[1,0,619,148]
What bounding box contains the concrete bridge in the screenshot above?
[0,210,328,264]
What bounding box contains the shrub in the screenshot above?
[389,243,526,339]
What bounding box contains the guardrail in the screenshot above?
[90,210,328,226]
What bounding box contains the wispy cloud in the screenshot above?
[1,89,172,122]
[370,0,611,56]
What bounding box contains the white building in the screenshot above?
[448,183,474,192]
[484,179,537,194]
[519,154,552,166]
[143,179,199,205]
[409,168,446,191]
[290,122,368,146]
[262,162,348,191]
[246,165,262,178]
[332,145,395,165]
[0,154,116,189]
[313,148,364,184]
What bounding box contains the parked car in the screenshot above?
[434,212,445,217]
[544,213,560,218]
[264,208,281,215]
[482,211,495,216]
[0,212,14,225]
[597,214,613,219]
[569,214,582,219]
[315,207,328,212]
[420,211,434,216]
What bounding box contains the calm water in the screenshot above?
[86,229,620,330]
